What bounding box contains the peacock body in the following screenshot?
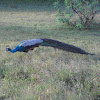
[6,38,94,55]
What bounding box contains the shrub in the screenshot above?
[55,0,99,29]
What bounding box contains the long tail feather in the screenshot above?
[41,39,94,55]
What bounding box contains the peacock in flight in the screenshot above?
[6,38,94,55]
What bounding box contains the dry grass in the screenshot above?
[0,4,100,100]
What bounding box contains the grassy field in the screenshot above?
[0,3,100,100]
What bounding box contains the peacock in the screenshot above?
[6,38,94,55]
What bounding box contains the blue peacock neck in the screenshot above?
[10,47,18,53]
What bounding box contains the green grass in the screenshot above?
[0,3,100,100]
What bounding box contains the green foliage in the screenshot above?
[55,0,99,29]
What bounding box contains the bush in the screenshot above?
[55,0,99,29]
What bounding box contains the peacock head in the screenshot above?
[6,48,11,51]
[6,45,11,51]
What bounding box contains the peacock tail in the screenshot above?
[41,39,94,55]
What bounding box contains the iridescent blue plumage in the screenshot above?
[6,39,43,53]
[6,38,95,55]
[9,47,18,53]
[7,45,24,53]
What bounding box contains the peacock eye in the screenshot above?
[6,48,8,50]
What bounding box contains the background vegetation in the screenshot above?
[0,0,100,100]
[55,0,99,29]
